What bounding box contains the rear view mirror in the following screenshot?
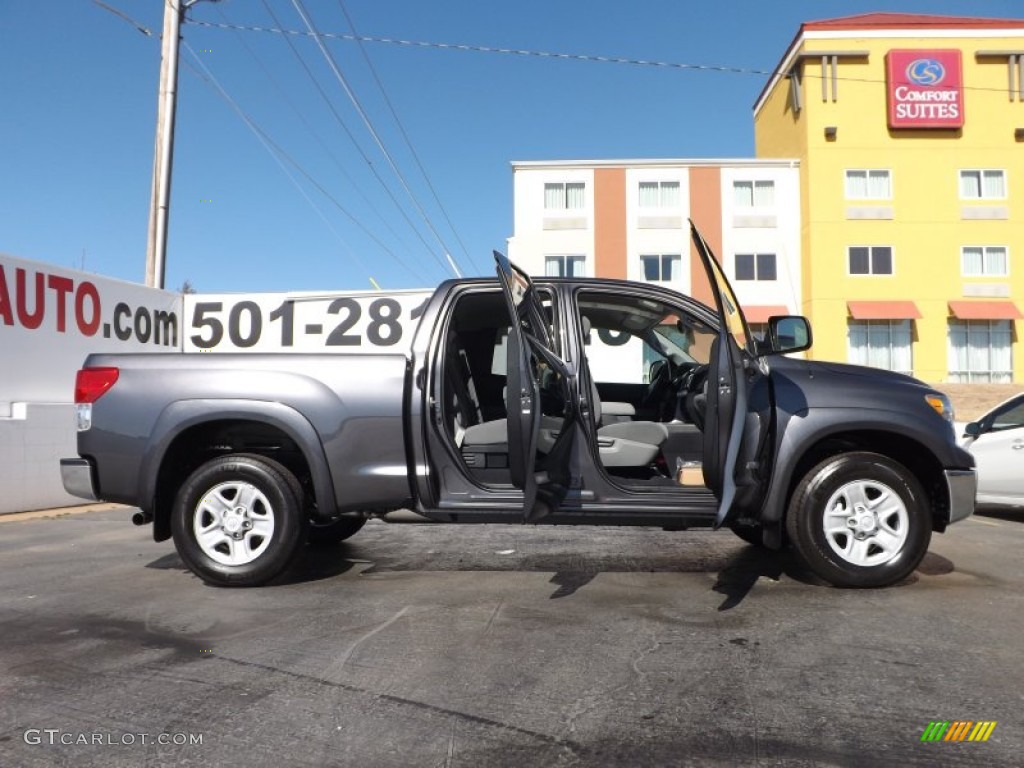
[963,421,981,438]
[765,315,812,356]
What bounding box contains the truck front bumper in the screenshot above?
[61,458,98,501]
[944,469,976,525]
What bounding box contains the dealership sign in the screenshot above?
[0,253,182,403]
[886,50,963,129]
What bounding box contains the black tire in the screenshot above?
[308,516,367,546]
[785,452,931,588]
[172,454,308,587]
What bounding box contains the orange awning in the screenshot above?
[948,301,1023,320]
[744,305,790,323]
[847,301,922,320]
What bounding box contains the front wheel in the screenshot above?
[172,454,307,587]
[785,452,931,588]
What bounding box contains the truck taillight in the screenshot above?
[75,367,119,404]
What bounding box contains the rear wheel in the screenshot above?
[785,452,931,588]
[172,454,307,587]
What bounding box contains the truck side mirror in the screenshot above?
[765,315,812,356]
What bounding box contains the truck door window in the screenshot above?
[578,293,714,387]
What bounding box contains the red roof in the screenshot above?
[848,301,922,320]
[948,301,1023,320]
[804,12,1024,31]
[744,305,790,324]
[754,12,1024,112]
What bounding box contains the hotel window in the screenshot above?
[948,320,1012,383]
[640,254,681,282]
[848,246,893,275]
[959,170,1006,200]
[544,182,585,210]
[544,254,586,277]
[848,320,913,375]
[638,181,680,208]
[734,253,777,281]
[962,246,1008,277]
[733,180,775,208]
[845,170,891,200]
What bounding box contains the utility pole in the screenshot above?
[95,0,218,288]
[144,0,183,289]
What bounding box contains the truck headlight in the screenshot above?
[925,394,954,424]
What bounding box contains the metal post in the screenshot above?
[144,0,183,289]
[1018,54,1024,102]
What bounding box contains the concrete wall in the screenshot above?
[0,403,79,514]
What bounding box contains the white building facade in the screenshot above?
[507,159,802,382]
[508,158,801,327]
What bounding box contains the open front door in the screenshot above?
[689,221,754,528]
[494,251,574,522]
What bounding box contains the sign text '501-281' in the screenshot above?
[182,292,432,354]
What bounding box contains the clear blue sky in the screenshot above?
[2,1,1021,292]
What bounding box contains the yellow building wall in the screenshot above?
[756,33,1024,383]
[755,77,813,317]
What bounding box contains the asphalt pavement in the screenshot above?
[1,508,1022,767]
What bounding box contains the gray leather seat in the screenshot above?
[462,403,667,468]
[461,391,562,452]
[461,325,668,468]
[577,315,667,466]
[586,373,668,467]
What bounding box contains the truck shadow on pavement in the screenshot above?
[146,545,362,586]
[975,505,1024,522]
[148,539,957,607]
[710,548,952,609]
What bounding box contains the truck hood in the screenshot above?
[811,360,925,388]
[767,356,946,414]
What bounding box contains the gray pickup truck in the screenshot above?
[61,225,976,588]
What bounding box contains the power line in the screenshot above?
[290,0,465,277]
[181,41,427,286]
[216,4,426,277]
[180,46,373,281]
[187,18,777,75]
[186,17,1021,96]
[259,0,453,278]
[91,0,153,36]
[336,0,476,272]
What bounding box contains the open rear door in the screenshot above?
[494,251,574,522]
[689,221,753,528]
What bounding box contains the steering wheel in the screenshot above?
[642,359,674,412]
[680,364,709,393]
[678,364,710,427]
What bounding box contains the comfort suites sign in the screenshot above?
[886,50,964,129]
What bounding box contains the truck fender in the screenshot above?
[139,399,337,519]
[758,409,951,528]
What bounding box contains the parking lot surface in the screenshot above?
[2,508,1022,767]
